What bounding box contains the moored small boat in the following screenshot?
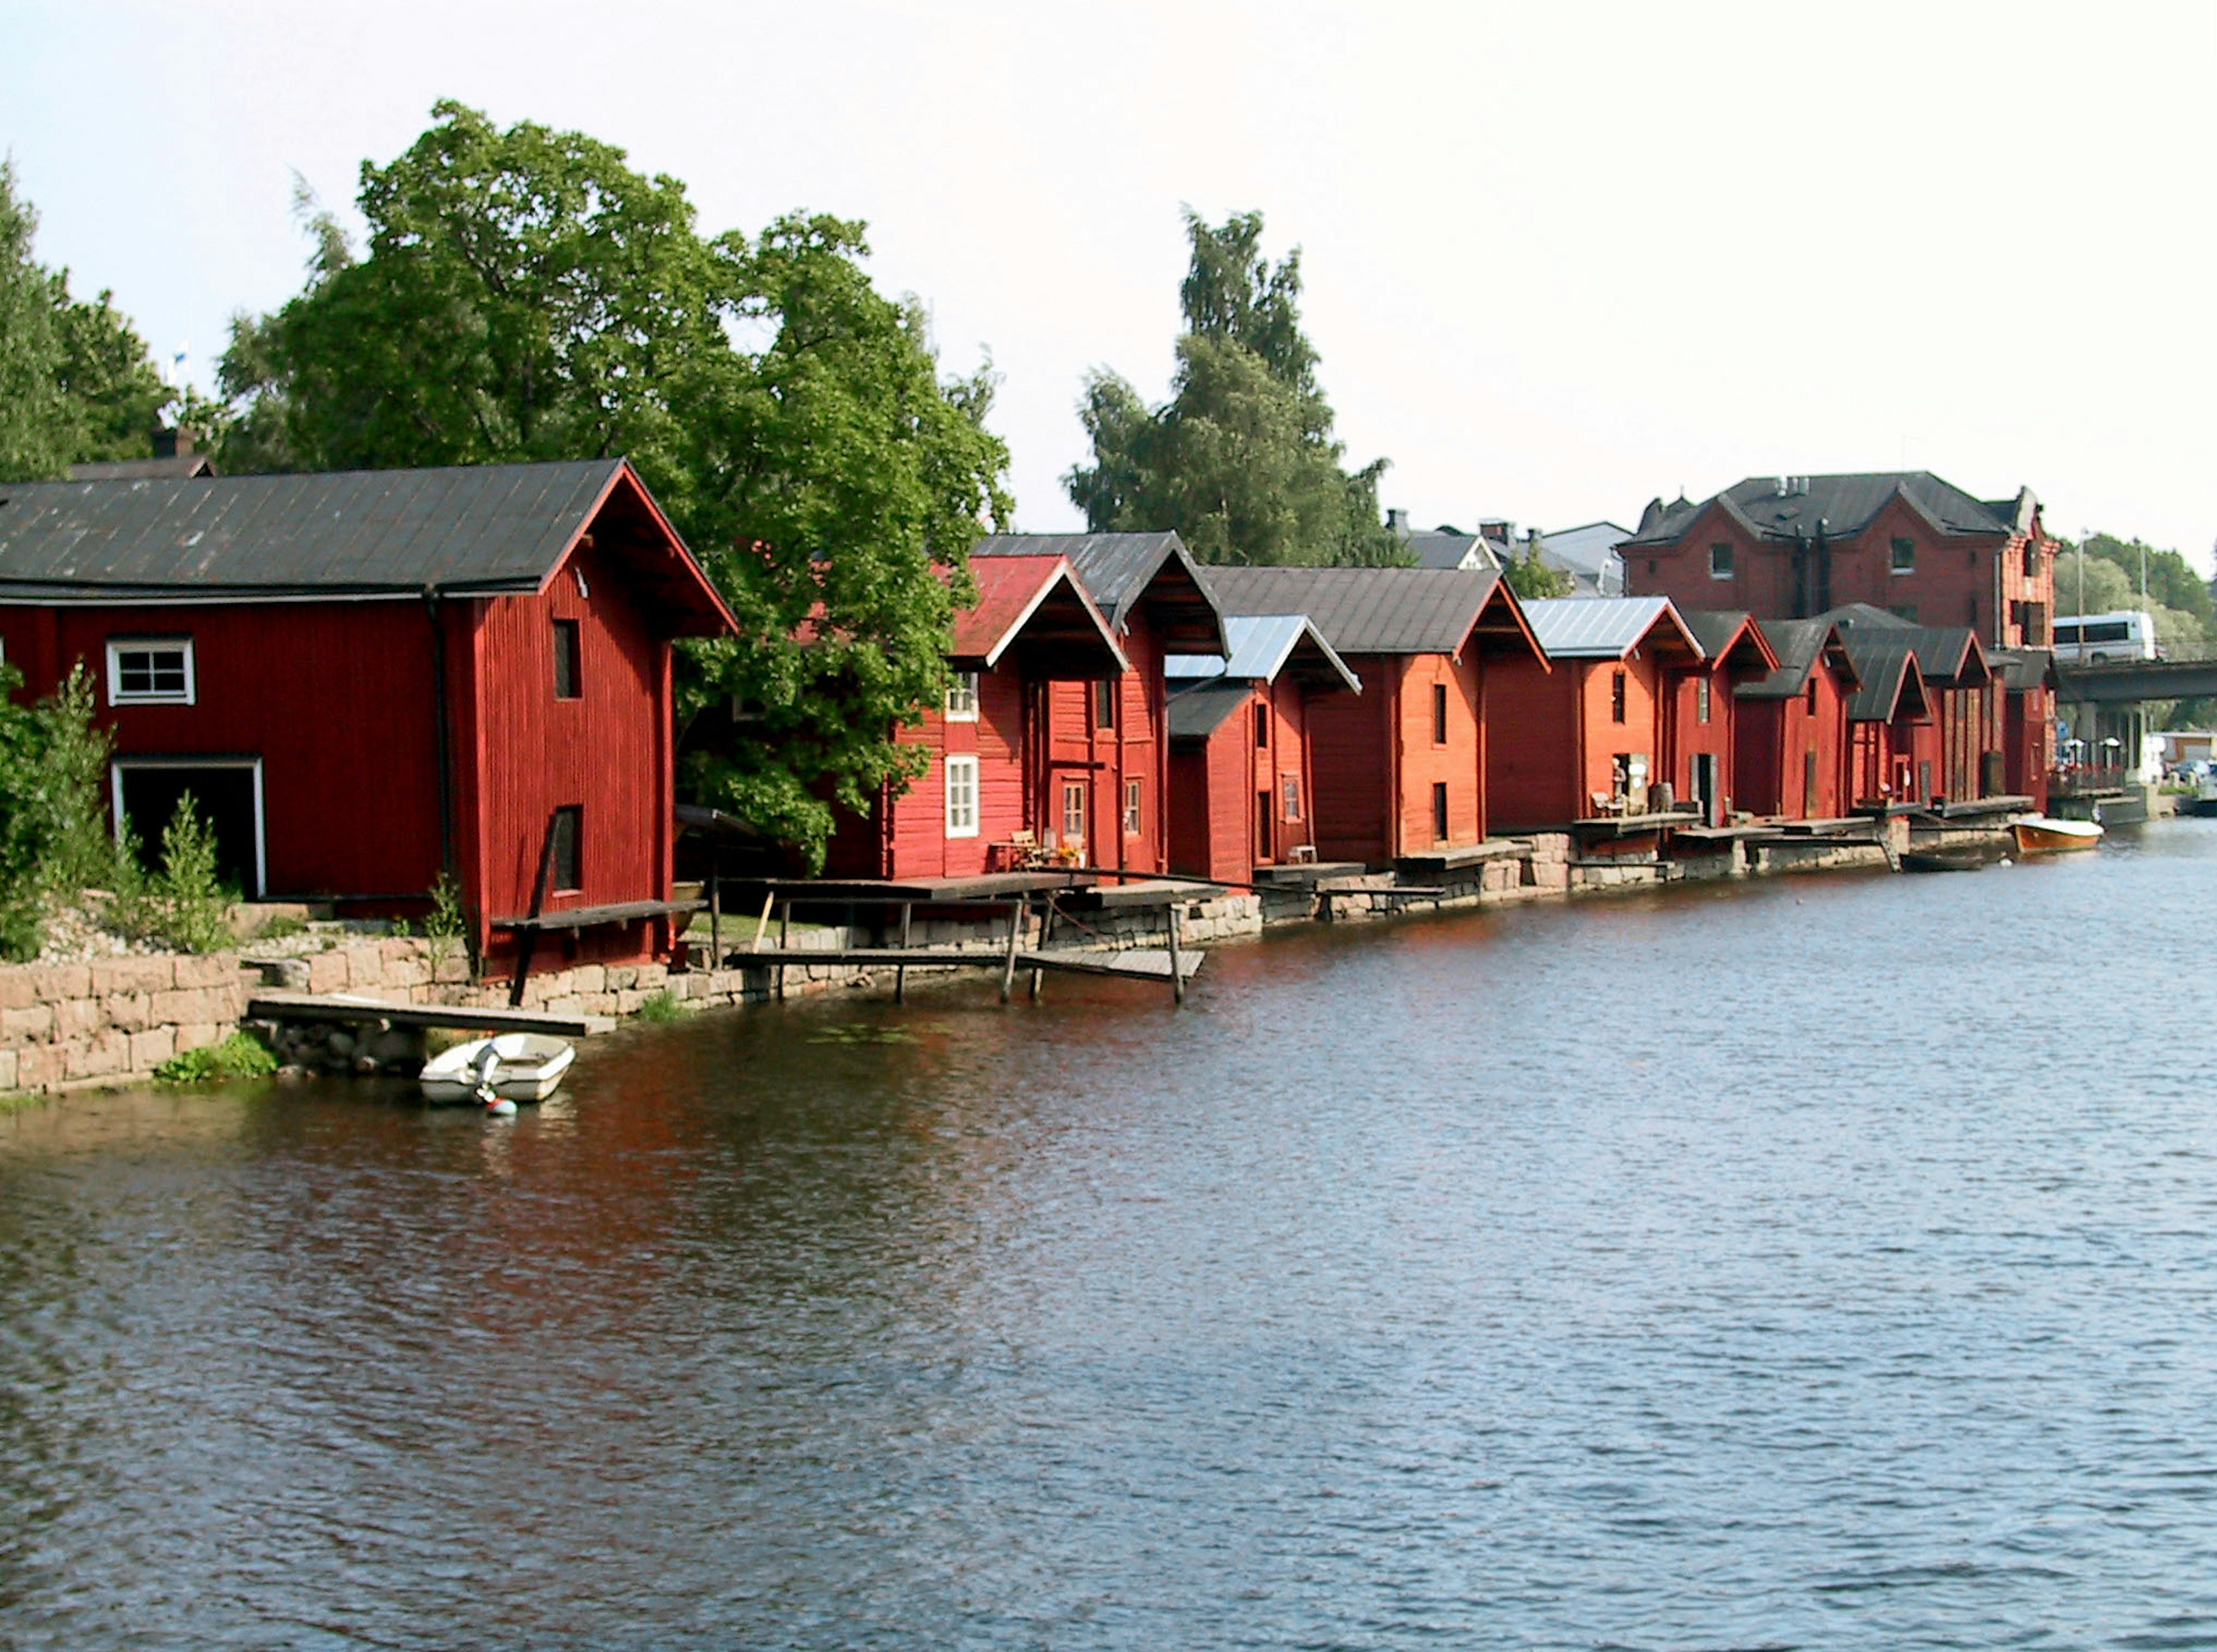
[1900,842,2007,873]
[419,1033,577,1104]
[2011,814,2104,854]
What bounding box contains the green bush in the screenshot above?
[636,988,689,1023]
[112,794,238,954]
[0,662,136,959]
[154,1031,278,1086]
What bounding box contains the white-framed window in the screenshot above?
[944,754,979,838]
[1282,770,1302,821]
[1890,537,1917,574]
[945,670,980,721]
[1708,543,1733,579]
[1123,779,1142,836]
[106,638,195,705]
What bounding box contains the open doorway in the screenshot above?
[111,758,265,898]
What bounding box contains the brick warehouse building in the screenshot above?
[1620,473,2055,649]
[1620,472,2055,799]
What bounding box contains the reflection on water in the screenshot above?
[8,824,2217,1646]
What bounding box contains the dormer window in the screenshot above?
[945,670,979,722]
[106,638,194,705]
[1890,537,1916,574]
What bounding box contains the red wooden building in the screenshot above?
[1989,648,2054,808]
[969,534,1226,874]
[0,459,733,979]
[1163,614,1362,883]
[1487,597,1705,831]
[1837,632,1936,805]
[1821,605,1998,805]
[820,555,1128,880]
[1203,567,1545,863]
[1675,610,1783,820]
[1731,619,1860,819]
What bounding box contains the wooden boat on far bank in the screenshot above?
[1901,841,2009,873]
[2012,815,2104,854]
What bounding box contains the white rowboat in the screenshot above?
[419,1033,576,1104]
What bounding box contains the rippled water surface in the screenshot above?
[8,823,2217,1648]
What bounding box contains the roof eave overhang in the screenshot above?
[1458,579,1551,671]
[542,460,738,638]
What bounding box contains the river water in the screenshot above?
[6,823,2217,1649]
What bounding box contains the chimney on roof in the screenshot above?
[1386,507,1410,535]
[1796,476,1811,496]
[1478,518,1513,547]
[1775,475,1791,498]
[151,425,196,459]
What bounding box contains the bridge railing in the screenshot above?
[2048,764,2130,796]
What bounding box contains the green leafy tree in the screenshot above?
[1502,538,1575,600]
[0,162,170,479]
[219,103,1010,865]
[1066,209,1402,567]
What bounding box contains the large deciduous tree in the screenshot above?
[1065,209,1402,567]
[0,162,170,480]
[221,102,1010,865]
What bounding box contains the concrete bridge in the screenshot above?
[2054,656,2217,705]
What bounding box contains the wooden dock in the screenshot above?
[721,947,1203,983]
[245,992,592,1037]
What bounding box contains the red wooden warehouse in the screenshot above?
[1675,610,1782,819]
[1163,614,1363,884]
[1203,567,1546,863]
[1730,619,1860,820]
[1835,632,1935,805]
[819,555,1128,880]
[969,534,1226,874]
[0,459,734,980]
[1821,605,1998,805]
[1486,596,1707,832]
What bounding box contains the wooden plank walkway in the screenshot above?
[245,992,592,1037]
[722,947,1203,982]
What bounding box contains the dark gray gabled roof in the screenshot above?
[971,532,1223,641]
[0,458,734,634]
[1623,472,2030,548]
[1817,604,1989,687]
[1837,634,1928,723]
[1203,565,1535,657]
[1988,647,2056,691]
[1166,680,1256,740]
[1735,618,1860,700]
[0,459,627,597]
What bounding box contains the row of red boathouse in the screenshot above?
[0,459,2062,983]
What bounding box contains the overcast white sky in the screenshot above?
[8,1,2215,563]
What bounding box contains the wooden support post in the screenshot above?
[508,810,563,1009]
[708,861,721,968]
[1029,900,1048,1000]
[1000,898,1023,1003]
[1167,901,1186,1006]
[777,905,790,999]
[751,889,775,951]
[894,902,912,1005]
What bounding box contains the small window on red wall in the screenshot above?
[1432,683,1448,745]
[553,620,581,700]
[1254,702,1269,749]
[1093,679,1117,731]
[1696,676,1712,724]
[550,806,582,892]
[1611,671,1628,724]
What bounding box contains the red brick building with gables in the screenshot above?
[1621,472,2055,649]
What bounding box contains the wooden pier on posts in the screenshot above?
[706,873,1208,1006]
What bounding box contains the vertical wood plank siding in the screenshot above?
[0,599,446,900]
[470,541,673,971]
